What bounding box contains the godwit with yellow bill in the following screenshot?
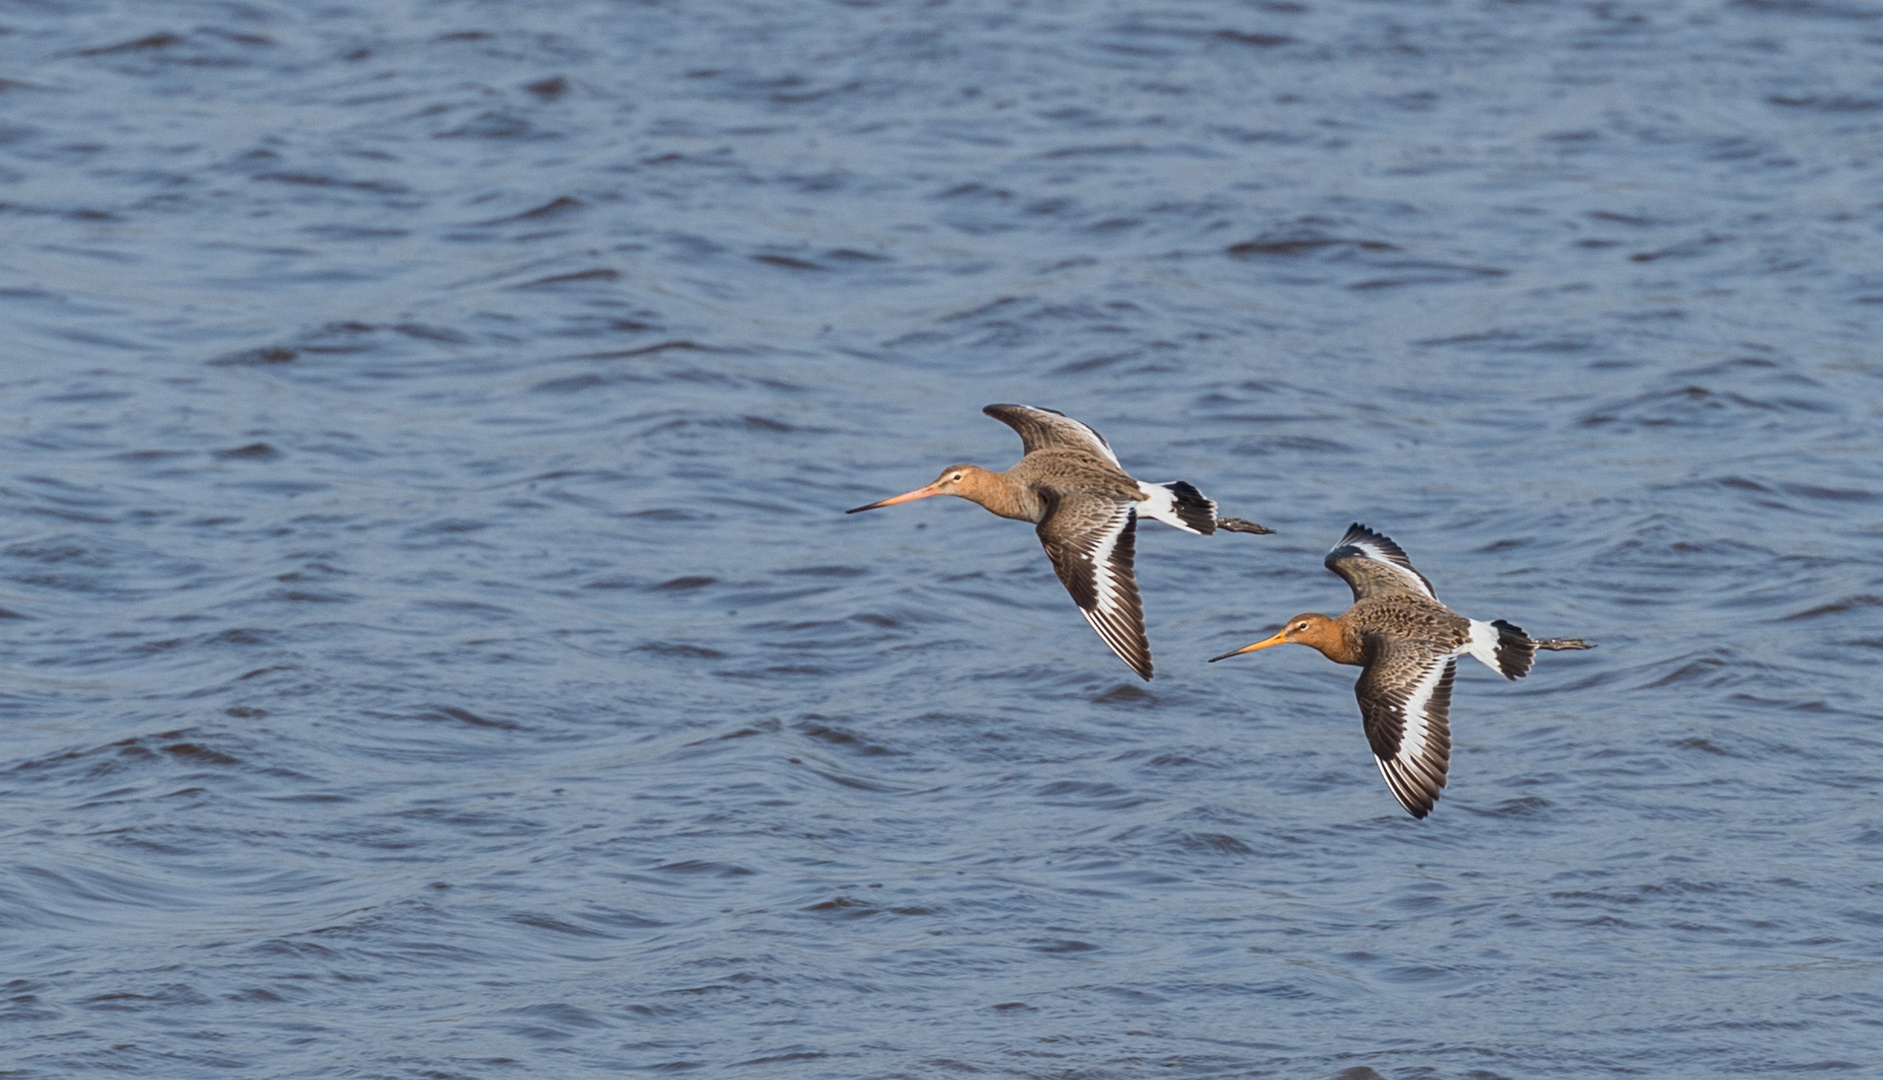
[1210,524,1592,818]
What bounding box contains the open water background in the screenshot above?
[3,1,1882,1076]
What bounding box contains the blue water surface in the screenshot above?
[2,1,1881,1077]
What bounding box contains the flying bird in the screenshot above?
[1210,524,1592,817]
[847,404,1270,680]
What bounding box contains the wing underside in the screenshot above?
[984,404,1122,467]
[1326,523,1438,602]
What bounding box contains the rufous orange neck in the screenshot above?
[1295,613,1365,666]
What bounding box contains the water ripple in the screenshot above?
[1,0,1880,1076]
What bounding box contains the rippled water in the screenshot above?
[3,1,1882,1076]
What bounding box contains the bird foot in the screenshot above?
[1535,638,1594,650]
[1216,517,1273,535]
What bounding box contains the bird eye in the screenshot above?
[950,472,963,482]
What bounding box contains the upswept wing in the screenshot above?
[1354,637,1455,819]
[1325,523,1438,602]
[1036,493,1151,680]
[983,404,1121,467]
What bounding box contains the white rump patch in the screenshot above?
[1135,481,1212,534]
[1463,619,1503,673]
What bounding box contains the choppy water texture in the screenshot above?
[3,1,1882,1076]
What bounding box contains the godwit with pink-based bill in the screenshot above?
[847,404,1271,680]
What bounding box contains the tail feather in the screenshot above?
[1166,481,1218,534]
[1467,619,1535,679]
[1137,480,1217,535]
[1467,620,1594,676]
[1489,619,1536,680]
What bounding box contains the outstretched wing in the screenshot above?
[1036,493,1150,680]
[1354,637,1455,819]
[1325,523,1438,602]
[984,404,1121,467]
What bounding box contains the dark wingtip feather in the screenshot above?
[1336,522,1410,561]
[983,402,1064,418]
[1084,607,1153,680]
[1490,619,1536,680]
[1326,522,1437,600]
[1380,760,1438,818]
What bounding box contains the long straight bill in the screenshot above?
[1207,629,1289,663]
[846,482,943,514]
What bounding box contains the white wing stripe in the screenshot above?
[1086,507,1130,614]
[1400,662,1438,760]
[1397,658,1446,765]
